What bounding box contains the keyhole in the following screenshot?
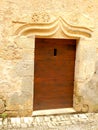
[54,48,57,56]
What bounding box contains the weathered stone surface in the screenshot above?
[6,91,33,111]
[15,60,34,76]
[0,113,98,130]
[0,0,98,116]
[0,99,5,113]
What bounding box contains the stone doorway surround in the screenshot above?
[7,11,94,116]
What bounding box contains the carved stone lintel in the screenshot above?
[13,12,93,38]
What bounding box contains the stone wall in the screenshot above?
[0,0,98,116]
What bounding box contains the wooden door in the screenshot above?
[34,38,76,110]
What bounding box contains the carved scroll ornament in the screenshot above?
[14,12,93,38]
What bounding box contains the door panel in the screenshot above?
[35,60,75,80]
[34,38,76,110]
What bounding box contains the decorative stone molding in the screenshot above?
[13,12,93,38]
[32,12,51,23]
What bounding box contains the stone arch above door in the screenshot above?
[14,12,93,38]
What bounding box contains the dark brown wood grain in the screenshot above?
[34,38,76,110]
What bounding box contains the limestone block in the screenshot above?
[0,36,35,60]
[21,76,33,93]
[6,109,32,117]
[80,60,98,111]
[0,60,22,93]
[15,36,35,49]
[0,44,23,60]
[6,91,33,111]
[0,99,5,113]
[22,49,35,61]
[15,60,34,76]
[75,39,96,82]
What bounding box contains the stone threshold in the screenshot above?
[32,108,76,116]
